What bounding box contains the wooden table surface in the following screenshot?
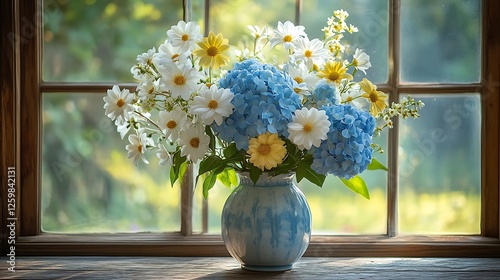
[1,257,500,279]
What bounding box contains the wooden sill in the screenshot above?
[16,233,500,257]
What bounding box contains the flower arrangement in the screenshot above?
[103,10,423,198]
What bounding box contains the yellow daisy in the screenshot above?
[193,32,230,70]
[317,60,353,84]
[247,132,287,171]
[359,78,388,116]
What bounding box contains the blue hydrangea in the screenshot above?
[303,80,340,108]
[310,104,376,179]
[213,59,302,150]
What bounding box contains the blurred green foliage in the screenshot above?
[42,0,481,234]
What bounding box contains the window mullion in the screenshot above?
[387,0,401,237]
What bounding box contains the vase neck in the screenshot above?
[238,172,295,187]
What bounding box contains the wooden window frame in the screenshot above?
[1,0,499,257]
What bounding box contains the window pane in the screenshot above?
[43,0,182,82]
[42,93,180,233]
[398,94,481,234]
[400,0,481,83]
[302,0,389,84]
[208,0,295,44]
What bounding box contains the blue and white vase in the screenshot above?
[221,172,311,272]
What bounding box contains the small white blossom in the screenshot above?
[158,107,187,141]
[292,37,329,68]
[161,64,201,100]
[270,21,306,50]
[103,85,134,122]
[167,21,203,52]
[352,48,372,74]
[178,125,210,163]
[190,85,234,126]
[287,107,331,150]
[126,130,153,166]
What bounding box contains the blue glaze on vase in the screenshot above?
[221,172,311,272]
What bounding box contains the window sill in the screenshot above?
[16,233,500,257]
[3,256,500,279]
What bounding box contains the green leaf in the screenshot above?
[199,155,224,175]
[296,156,326,187]
[367,158,388,171]
[248,165,262,185]
[223,143,239,158]
[202,166,225,198]
[340,175,370,199]
[205,125,216,153]
[217,168,232,188]
[170,153,187,186]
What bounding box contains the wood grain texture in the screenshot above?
[482,0,500,238]
[0,0,17,257]
[1,257,500,279]
[19,0,40,236]
[14,234,500,257]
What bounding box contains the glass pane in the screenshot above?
[400,0,481,83]
[302,0,389,84]
[42,93,180,233]
[43,0,182,82]
[208,0,295,44]
[398,94,481,234]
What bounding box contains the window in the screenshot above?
[1,0,499,256]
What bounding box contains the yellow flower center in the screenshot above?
[258,144,271,155]
[304,50,313,58]
[171,54,180,61]
[352,58,358,67]
[137,144,143,153]
[207,46,219,57]
[181,34,189,41]
[283,35,292,42]
[190,137,200,148]
[174,75,186,86]
[369,92,379,102]
[346,96,353,102]
[294,88,301,93]
[166,120,177,129]
[116,99,125,108]
[328,72,340,82]
[303,124,313,132]
[148,87,154,94]
[207,100,218,109]
[294,77,304,84]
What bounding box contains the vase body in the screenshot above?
[221,172,311,271]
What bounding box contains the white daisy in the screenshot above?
[115,118,131,139]
[158,108,187,141]
[136,47,156,65]
[190,85,234,126]
[167,21,203,52]
[153,41,189,69]
[270,21,306,50]
[292,37,329,68]
[156,142,176,168]
[126,131,152,166]
[287,107,331,150]
[352,48,372,74]
[161,64,201,100]
[247,25,269,42]
[287,62,320,95]
[341,83,368,110]
[103,85,134,122]
[178,125,210,163]
[137,79,162,100]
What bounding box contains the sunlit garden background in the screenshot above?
[41,0,481,234]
